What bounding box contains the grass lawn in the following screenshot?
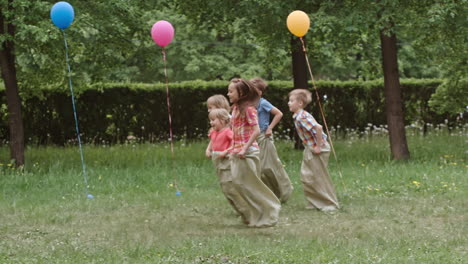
[0,131,466,263]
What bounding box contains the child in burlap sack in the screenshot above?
[227,78,281,227]
[250,77,293,203]
[288,89,339,211]
[206,108,249,224]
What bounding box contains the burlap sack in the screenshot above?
[257,133,293,203]
[212,151,249,222]
[230,149,281,227]
[300,143,339,211]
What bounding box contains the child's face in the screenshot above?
[207,104,215,113]
[288,95,303,113]
[227,84,239,104]
[210,117,225,131]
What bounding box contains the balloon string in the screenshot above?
[62,29,91,197]
[299,37,346,192]
[162,48,178,191]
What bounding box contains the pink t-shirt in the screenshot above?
[230,105,259,153]
[209,128,233,151]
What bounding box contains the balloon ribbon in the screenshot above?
[299,37,346,192]
[62,29,91,198]
[161,48,179,192]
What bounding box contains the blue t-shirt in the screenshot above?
[257,98,274,133]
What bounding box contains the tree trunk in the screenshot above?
[380,30,410,160]
[291,36,308,89]
[0,6,25,166]
[291,36,308,149]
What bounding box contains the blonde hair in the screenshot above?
[250,77,268,93]
[208,108,230,126]
[289,89,312,107]
[207,95,230,112]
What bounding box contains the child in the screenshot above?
[206,108,249,223]
[227,78,281,227]
[288,89,339,211]
[206,94,230,158]
[250,77,293,203]
[206,94,230,113]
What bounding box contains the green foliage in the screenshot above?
[429,78,468,114]
[0,79,460,145]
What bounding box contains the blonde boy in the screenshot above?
[288,89,339,211]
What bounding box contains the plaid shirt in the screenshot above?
[230,105,259,153]
[293,109,327,148]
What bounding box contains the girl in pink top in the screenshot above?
[207,108,249,223]
[227,78,280,227]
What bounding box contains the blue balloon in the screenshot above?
[50,2,75,29]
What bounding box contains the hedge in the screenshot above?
[0,79,457,145]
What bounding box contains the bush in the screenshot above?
[0,79,460,144]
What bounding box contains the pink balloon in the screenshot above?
[151,20,174,47]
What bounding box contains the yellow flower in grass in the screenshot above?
[412,181,421,187]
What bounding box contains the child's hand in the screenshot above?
[237,149,246,159]
[265,127,273,137]
[205,149,212,158]
[312,145,321,155]
[218,150,228,159]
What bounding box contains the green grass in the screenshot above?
[0,132,466,263]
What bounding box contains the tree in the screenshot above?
[0,0,161,165]
[0,0,25,166]
[380,27,410,160]
[1,0,463,162]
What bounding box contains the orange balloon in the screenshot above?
[286,10,310,37]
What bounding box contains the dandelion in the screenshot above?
[412,181,421,187]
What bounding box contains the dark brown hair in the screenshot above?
[230,78,260,113]
[250,77,268,93]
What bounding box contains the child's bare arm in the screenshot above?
[205,141,212,158]
[313,123,323,154]
[266,107,283,137]
[238,124,260,158]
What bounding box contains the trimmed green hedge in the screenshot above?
[0,79,457,144]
